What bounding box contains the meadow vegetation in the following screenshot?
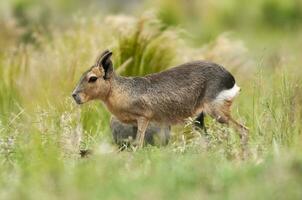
[0,0,302,199]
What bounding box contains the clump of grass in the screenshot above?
[201,33,254,75]
[0,47,27,125]
[107,14,183,76]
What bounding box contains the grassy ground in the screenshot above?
[1,1,302,199]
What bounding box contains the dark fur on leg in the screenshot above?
[194,112,207,132]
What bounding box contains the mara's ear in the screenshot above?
[95,49,110,66]
[98,50,113,79]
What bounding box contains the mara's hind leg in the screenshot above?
[228,116,249,149]
[228,115,249,159]
[221,101,249,146]
[208,100,249,157]
[194,112,207,132]
[229,117,249,131]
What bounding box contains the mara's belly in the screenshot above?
[150,106,200,125]
[112,111,138,125]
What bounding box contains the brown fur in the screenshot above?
[72,50,248,148]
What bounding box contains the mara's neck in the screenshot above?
[100,74,136,118]
[110,73,134,93]
[102,73,134,105]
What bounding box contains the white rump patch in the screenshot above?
[214,84,240,103]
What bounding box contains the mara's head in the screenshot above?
[72,50,114,104]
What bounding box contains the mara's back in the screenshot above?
[135,61,236,123]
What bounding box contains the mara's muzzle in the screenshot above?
[72,92,82,104]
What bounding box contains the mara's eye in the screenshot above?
[88,76,98,83]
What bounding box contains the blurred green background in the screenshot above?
[0,0,302,199]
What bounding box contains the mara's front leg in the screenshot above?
[135,117,149,148]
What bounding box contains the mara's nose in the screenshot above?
[72,93,77,99]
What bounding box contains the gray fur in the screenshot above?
[110,117,170,147]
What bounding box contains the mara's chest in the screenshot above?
[104,93,139,124]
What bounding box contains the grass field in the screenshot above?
[0,1,302,199]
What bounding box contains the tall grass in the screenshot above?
[0,48,25,125]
